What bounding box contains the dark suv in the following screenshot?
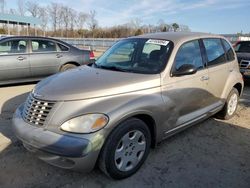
[234,41,250,77]
[0,36,93,85]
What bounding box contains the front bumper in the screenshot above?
[240,68,250,78]
[12,105,101,172]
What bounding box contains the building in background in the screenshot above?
[0,13,41,36]
[223,34,250,44]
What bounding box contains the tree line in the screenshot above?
[0,0,191,38]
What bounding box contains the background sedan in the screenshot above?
[0,36,94,85]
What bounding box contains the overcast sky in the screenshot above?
[5,0,250,34]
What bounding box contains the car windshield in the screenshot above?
[234,41,250,53]
[94,38,172,74]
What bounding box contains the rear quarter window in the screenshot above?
[222,39,235,61]
[58,43,69,51]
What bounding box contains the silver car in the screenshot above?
[0,36,92,85]
[12,32,243,179]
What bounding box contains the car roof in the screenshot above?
[1,35,54,40]
[130,32,224,44]
[0,35,72,46]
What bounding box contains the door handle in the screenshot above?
[56,54,63,58]
[201,76,209,81]
[17,56,26,61]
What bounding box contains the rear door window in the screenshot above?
[203,38,226,66]
[174,40,204,71]
[0,39,27,54]
[31,40,57,52]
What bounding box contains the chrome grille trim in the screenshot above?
[22,94,55,126]
[240,60,250,69]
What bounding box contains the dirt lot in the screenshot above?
[0,81,250,188]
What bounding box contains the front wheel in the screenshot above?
[98,118,151,179]
[216,88,239,120]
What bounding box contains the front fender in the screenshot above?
[47,87,170,143]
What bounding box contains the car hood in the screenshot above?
[33,66,161,101]
[236,52,250,61]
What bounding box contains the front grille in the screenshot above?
[240,60,250,69]
[22,94,55,126]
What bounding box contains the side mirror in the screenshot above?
[172,64,197,77]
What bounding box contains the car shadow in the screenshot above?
[0,81,38,88]
[0,92,250,187]
[0,92,29,143]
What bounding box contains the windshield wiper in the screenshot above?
[94,64,132,72]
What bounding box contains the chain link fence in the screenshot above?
[56,37,121,52]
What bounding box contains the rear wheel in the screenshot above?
[216,88,239,120]
[98,118,151,179]
[60,64,77,71]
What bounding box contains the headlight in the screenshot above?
[60,114,109,133]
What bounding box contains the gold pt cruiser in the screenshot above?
[12,32,244,179]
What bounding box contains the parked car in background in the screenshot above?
[12,32,243,179]
[0,36,94,85]
[234,41,250,78]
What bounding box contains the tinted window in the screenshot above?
[222,39,235,61]
[203,38,226,66]
[58,43,69,51]
[31,40,57,52]
[234,41,250,53]
[0,39,27,54]
[175,40,204,70]
[95,38,172,74]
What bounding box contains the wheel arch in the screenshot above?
[60,62,80,71]
[107,113,158,148]
[132,114,157,148]
[221,72,244,99]
[233,82,243,96]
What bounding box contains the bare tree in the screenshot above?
[60,5,71,36]
[77,12,87,30]
[49,3,60,34]
[69,8,76,31]
[9,8,17,14]
[172,23,179,32]
[129,18,142,29]
[178,24,190,32]
[17,0,26,16]
[38,6,48,36]
[87,10,98,30]
[26,0,39,17]
[0,0,5,13]
[157,19,170,32]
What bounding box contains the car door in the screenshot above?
[202,38,230,105]
[161,39,212,131]
[0,38,30,82]
[29,39,61,78]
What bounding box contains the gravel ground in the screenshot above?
[0,81,250,188]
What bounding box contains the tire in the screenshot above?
[216,88,239,120]
[60,64,77,71]
[98,118,151,179]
